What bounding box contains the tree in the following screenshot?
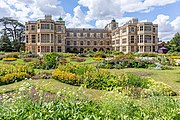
[168,32,180,53]
[0,17,25,51]
[0,30,12,51]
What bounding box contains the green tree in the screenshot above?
[0,30,12,51]
[0,17,25,51]
[168,32,180,53]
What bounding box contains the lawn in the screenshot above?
[108,67,180,92]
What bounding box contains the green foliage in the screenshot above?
[52,64,176,96]
[0,72,30,85]
[0,64,34,85]
[168,32,180,53]
[93,51,107,58]
[97,59,156,69]
[0,84,179,119]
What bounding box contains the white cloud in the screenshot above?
[171,17,180,31]
[78,0,178,21]
[153,14,180,41]
[64,6,93,28]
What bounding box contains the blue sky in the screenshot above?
[0,0,180,41]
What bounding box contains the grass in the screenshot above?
[108,67,180,92]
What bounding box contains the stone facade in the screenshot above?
[25,16,159,54]
[112,18,159,53]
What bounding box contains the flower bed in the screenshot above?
[170,56,180,59]
[3,58,17,61]
[23,58,33,62]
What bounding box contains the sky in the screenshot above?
[0,0,180,41]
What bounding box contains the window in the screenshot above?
[80,33,83,37]
[80,41,83,45]
[131,36,134,43]
[31,35,36,43]
[107,41,110,45]
[122,28,126,33]
[140,46,143,52]
[116,40,119,44]
[67,32,70,37]
[57,26,61,32]
[26,26,29,31]
[140,26,143,31]
[153,46,156,52]
[38,24,40,29]
[144,35,151,43]
[51,24,54,30]
[100,41,103,45]
[41,46,50,52]
[153,36,156,43]
[100,33,103,38]
[67,41,70,45]
[122,46,126,52]
[131,27,134,32]
[58,46,61,52]
[131,46,134,52]
[51,46,54,52]
[112,41,115,45]
[51,34,54,43]
[144,26,151,31]
[116,47,120,51]
[32,46,36,53]
[87,33,90,38]
[145,46,151,52]
[74,41,77,45]
[140,35,143,43]
[41,34,50,43]
[58,35,61,43]
[122,38,127,44]
[26,35,28,43]
[31,25,35,30]
[94,33,96,38]
[87,41,90,45]
[74,33,77,37]
[153,28,156,32]
[94,41,97,45]
[41,24,50,29]
[38,46,40,52]
[38,34,40,42]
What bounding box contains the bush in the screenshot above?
[0,52,5,55]
[0,72,30,84]
[3,58,17,61]
[52,69,81,85]
[93,52,107,58]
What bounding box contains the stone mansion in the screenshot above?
[25,15,159,54]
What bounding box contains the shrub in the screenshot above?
[0,72,30,84]
[3,58,17,61]
[0,52,5,55]
[93,52,107,58]
[52,69,81,85]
